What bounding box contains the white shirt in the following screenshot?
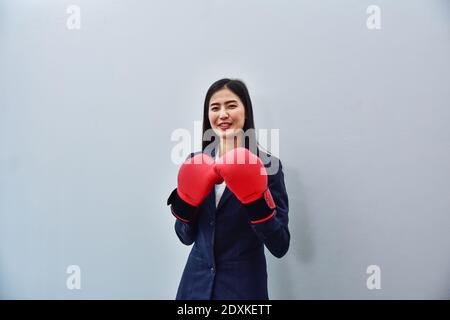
[214,151,226,207]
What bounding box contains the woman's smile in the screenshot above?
[218,122,232,130]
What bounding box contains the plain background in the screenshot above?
[1,0,449,299]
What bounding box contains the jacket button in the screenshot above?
[210,267,215,274]
[210,221,215,226]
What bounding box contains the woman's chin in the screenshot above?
[218,130,237,139]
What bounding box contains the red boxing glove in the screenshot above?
[215,147,276,224]
[167,153,223,223]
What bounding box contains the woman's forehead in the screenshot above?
[210,89,240,104]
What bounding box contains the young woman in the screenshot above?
[167,78,290,300]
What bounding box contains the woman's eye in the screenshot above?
[211,107,219,111]
[228,105,237,109]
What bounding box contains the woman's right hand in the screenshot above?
[177,153,223,206]
[167,153,223,223]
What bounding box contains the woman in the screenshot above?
[167,78,290,300]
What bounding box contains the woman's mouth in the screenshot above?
[218,123,232,130]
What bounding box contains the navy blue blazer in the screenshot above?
[173,149,290,300]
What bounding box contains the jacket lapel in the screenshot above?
[204,189,216,214]
[216,187,233,211]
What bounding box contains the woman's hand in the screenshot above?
[215,148,277,224]
[168,153,223,223]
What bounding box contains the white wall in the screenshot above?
[1,0,449,299]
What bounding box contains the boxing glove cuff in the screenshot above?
[167,188,197,223]
[244,189,277,224]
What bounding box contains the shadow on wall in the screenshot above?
[285,164,315,264]
[269,163,316,299]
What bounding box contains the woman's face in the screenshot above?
[208,88,246,139]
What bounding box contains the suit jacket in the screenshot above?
[173,149,290,300]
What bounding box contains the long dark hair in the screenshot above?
[201,78,260,155]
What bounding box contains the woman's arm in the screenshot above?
[174,219,198,246]
[251,160,290,258]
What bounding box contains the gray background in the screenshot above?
[1,0,449,299]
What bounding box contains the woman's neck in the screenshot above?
[219,135,243,157]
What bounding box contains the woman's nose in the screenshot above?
[219,108,229,119]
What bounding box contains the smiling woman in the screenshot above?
[202,79,258,156]
[208,89,246,150]
[167,78,290,300]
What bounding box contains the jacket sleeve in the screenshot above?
[174,219,198,246]
[251,160,290,258]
